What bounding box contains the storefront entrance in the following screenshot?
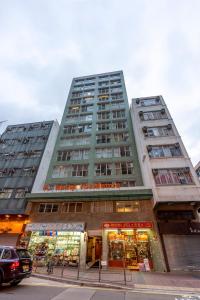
[107,230,152,270]
[87,237,102,265]
[103,222,153,271]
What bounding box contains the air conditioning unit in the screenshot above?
[139,111,143,116]
[142,126,148,133]
[161,108,165,114]
[147,145,152,152]
[174,143,179,148]
[136,99,140,104]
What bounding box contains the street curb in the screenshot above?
[31,273,200,294]
[31,273,132,290]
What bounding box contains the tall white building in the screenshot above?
[131,95,200,272]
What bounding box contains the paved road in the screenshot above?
[0,277,199,300]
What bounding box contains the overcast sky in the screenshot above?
[0,0,199,165]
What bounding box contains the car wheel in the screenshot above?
[10,280,22,286]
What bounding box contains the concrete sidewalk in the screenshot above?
[32,267,200,293]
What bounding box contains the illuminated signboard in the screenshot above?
[43,182,121,192]
[103,222,153,229]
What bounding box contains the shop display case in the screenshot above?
[107,230,152,270]
[28,231,81,267]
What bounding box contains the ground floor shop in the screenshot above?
[0,215,28,246]
[158,221,200,272]
[22,222,86,268]
[25,188,166,272]
[101,222,159,271]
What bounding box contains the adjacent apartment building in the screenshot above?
[25,71,165,271]
[0,121,59,246]
[195,161,200,180]
[131,95,200,271]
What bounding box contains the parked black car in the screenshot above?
[0,246,32,286]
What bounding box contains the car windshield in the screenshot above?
[16,249,31,259]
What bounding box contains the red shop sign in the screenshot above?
[103,222,153,229]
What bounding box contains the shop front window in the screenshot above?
[107,230,152,270]
[116,201,139,212]
[28,231,81,267]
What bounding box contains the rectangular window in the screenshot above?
[39,203,59,213]
[98,95,109,102]
[96,134,111,144]
[96,148,112,158]
[113,146,131,157]
[52,165,71,178]
[144,125,174,137]
[65,202,83,213]
[0,189,13,199]
[111,93,123,100]
[70,99,81,105]
[153,168,193,185]
[57,149,89,161]
[72,164,88,177]
[141,109,167,120]
[112,121,127,130]
[91,201,113,213]
[139,97,160,106]
[71,92,83,98]
[114,132,129,142]
[148,144,182,158]
[111,101,125,110]
[68,106,80,114]
[15,189,26,198]
[81,105,93,112]
[112,110,125,119]
[60,136,91,146]
[99,88,109,94]
[116,201,139,212]
[95,163,112,176]
[97,122,110,131]
[97,112,110,120]
[98,103,110,111]
[115,162,133,175]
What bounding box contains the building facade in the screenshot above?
[0,120,59,246]
[131,95,200,271]
[26,72,165,271]
[195,161,200,180]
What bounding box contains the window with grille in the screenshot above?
[153,168,193,185]
[148,144,182,158]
